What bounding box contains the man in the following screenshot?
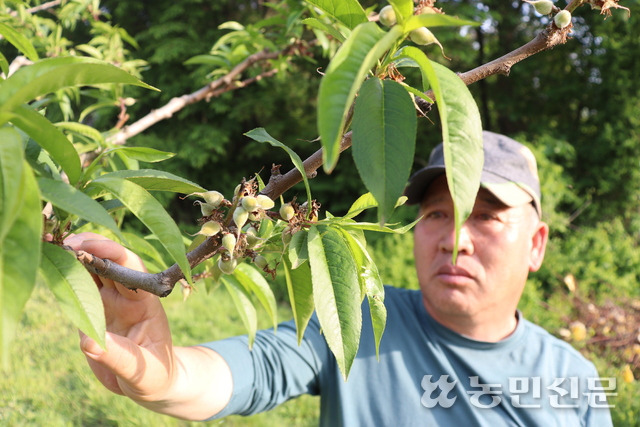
[68,131,613,425]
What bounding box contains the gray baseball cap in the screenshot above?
[404,131,542,217]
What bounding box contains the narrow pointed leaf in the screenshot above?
[95,170,205,193]
[40,243,106,349]
[282,257,314,345]
[352,77,416,224]
[0,57,157,113]
[107,147,176,163]
[10,105,82,184]
[233,263,278,330]
[307,225,361,379]
[38,177,124,240]
[400,49,483,262]
[0,22,39,62]
[345,193,378,219]
[0,129,24,242]
[338,216,421,234]
[305,0,368,29]
[244,128,311,204]
[337,229,386,360]
[318,23,403,172]
[0,162,41,366]
[89,177,192,283]
[222,275,258,348]
[288,229,309,269]
[302,18,346,42]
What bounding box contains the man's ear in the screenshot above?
[529,221,549,272]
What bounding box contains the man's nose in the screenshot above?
[438,221,474,256]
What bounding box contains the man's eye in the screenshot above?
[425,211,444,219]
[475,212,495,221]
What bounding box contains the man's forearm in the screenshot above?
[133,346,233,421]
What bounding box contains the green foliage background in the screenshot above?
[1,0,639,424]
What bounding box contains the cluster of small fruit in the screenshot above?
[187,182,303,276]
[378,3,441,46]
[524,1,573,29]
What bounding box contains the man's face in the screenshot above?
[413,175,548,328]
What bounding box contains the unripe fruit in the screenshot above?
[254,255,268,269]
[222,233,237,254]
[234,184,242,198]
[525,0,554,15]
[409,27,437,46]
[378,5,396,27]
[198,220,221,236]
[256,194,275,210]
[279,203,295,221]
[246,226,261,248]
[196,201,216,216]
[233,206,249,229]
[249,211,263,222]
[241,196,258,212]
[202,191,224,207]
[218,257,238,274]
[554,10,571,28]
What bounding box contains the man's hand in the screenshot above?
[66,233,232,420]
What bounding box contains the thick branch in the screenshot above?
[75,20,575,297]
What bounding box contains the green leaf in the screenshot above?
[389,0,414,24]
[222,275,258,348]
[288,229,309,269]
[121,232,169,272]
[37,177,124,241]
[318,22,403,172]
[10,105,82,184]
[0,57,158,114]
[0,128,24,242]
[305,0,368,29]
[397,48,483,262]
[95,170,205,194]
[244,128,312,204]
[0,52,9,77]
[282,257,314,345]
[307,225,361,379]
[233,263,278,330]
[55,122,105,146]
[345,193,378,219]
[403,13,478,33]
[0,22,39,62]
[39,243,106,348]
[0,162,41,366]
[89,177,192,283]
[337,229,386,359]
[352,77,416,224]
[338,216,422,234]
[302,17,346,42]
[107,147,176,163]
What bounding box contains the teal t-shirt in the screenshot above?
[201,286,613,426]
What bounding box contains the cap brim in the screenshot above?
[403,166,445,205]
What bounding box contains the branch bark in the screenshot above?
[107,47,295,146]
[73,19,574,297]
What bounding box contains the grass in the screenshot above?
[0,283,319,426]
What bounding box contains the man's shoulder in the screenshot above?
[521,316,598,373]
